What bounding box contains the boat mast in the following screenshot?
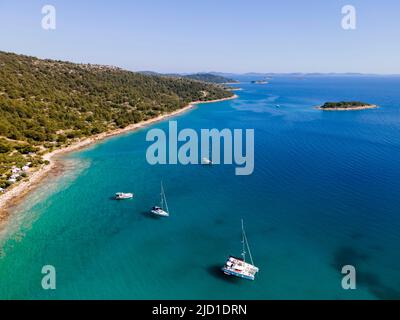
[160,181,164,209]
[241,219,246,262]
[242,219,255,265]
[242,219,254,266]
[161,181,169,214]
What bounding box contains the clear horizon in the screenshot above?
[1,0,400,74]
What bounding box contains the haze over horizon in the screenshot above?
[1,0,399,74]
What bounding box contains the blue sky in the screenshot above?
[0,0,399,73]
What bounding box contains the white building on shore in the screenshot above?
[11,167,21,174]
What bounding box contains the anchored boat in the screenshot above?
[150,181,169,217]
[201,157,213,165]
[222,219,259,281]
[115,192,134,200]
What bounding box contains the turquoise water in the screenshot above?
[1,76,400,299]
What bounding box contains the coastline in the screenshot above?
[0,94,238,229]
[317,104,378,111]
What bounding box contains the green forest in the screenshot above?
[0,51,232,190]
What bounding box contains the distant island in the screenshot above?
[318,101,378,111]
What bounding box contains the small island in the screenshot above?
[318,101,377,111]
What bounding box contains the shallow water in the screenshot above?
[0,75,399,299]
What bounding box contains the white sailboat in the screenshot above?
[222,219,259,281]
[150,181,169,217]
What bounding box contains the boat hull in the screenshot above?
[150,209,169,217]
[221,267,255,281]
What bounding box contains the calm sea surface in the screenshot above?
[1,76,399,299]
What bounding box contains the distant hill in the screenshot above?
[138,71,182,78]
[212,72,396,78]
[0,51,232,188]
[138,71,238,84]
[183,73,238,84]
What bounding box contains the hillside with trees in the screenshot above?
[0,51,233,190]
[183,73,238,84]
[139,71,238,84]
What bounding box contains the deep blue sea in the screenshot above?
[1,76,399,299]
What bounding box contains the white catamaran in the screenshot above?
[150,182,170,217]
[222,219,259,281]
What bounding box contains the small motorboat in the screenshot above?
[115,192,134,200]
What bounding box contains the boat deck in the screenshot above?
[222,256,259,280]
